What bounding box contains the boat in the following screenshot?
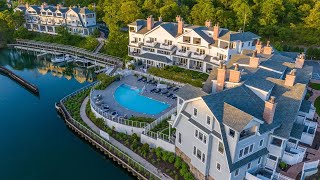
[51,54,73,63]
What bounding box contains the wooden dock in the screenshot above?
[8,39,123,68]
[0,66,39,94]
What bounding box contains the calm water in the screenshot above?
[114,84,169,115]
[0,49,132,180]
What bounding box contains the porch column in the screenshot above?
[187,59,190,69]
[202,62,206,73]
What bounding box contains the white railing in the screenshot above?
[191,52,206,60]
[60,89,161,180]
[176,50,190,57]
[273,173,294,180]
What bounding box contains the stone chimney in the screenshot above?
[295,53,305,69]
[229,63,241,83]
[178,19,184,34]
[147,15,154,31]
[213,23,219,40]
[205,20,212,28]
[263,96,277,124]
[285,69,297,87]
[158,16,162,22]
[216,63,227,92]
[176,15,182,22]
[249,50,260,68]
[263,41,272,55]
[256,40,263,54]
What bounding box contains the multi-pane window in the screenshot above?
[196,149,202,159]
[202,153,206,163]
[259,139,264,147]
[178,132,182,144]
[207,116,211,125]
[229,129,235,138]
[193,147,206,163]
[218,142,224,154]
[196,48,205,55]
[195,129,206,144]
[239,144,254,158]
[193,146,196,155]
[258,157,262,164]
[193,108,198,116]
[247,162,251,170]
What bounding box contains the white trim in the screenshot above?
[216,162,221,172]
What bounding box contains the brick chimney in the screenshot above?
[263,41,272,55]
[176,15,181,22]
[26,3,29,9]
[205,20,212,28]
[263,96,277,124]
[216,63,227,92]
[57,4,61,10]
[229,64,241,83]
[295,53,305,69]
[147,15,154,31]
[256,40,262,54]
[213,23,220,41]
[178,19,184,34]
[249,50,260,68]
[158,16,162,22]
[285,69,297,87]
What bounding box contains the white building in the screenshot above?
[172,48,317,180]
[128,16,260,73]
[14,3,97,36]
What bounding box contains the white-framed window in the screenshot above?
[249,144,254,152]
[193,146,196,155]
[235,169,239,176]
[247,162,251,170]
[259,139,264,147]
[216,162,221,171]
[207,115,211,125]
[258,157,262,164]
[218,141,224,154]
[248,42,251,46]
[195,129,198,137]
[193,108,198,116]
[196,149,202,159]
[193,146,206,163]
[178,132,182,144]
[239,144,254,158]
[229,128,235,138]
[195,129,206,144]
[202,153,206,163]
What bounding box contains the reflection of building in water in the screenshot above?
[73,67,87,83]
[36,60,94,82]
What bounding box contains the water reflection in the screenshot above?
[0,49,96,83]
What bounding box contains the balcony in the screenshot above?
[282,146,306,165]
[191,52,206,60]
[176,49,190,57]
[40,21,47,25]
[145,41,157,47]
[246,170,273,180]
[239,129,255,141]
[160,43,174,50]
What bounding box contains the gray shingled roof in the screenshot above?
[175,84,207,100]
[138,53,172,63]
[219,31,260,42]
[299,100,312,113]
[260,60,288,73]
[79,7,94,14]
[290,123,304,140]
[223,103,254,132]
[193,27,214,44]
[244,78,275,92]
[202,85,265,127]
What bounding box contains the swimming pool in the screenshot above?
[114,84,169,115]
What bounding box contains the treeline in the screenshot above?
[9,0,320,58]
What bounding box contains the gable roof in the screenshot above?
[223,103,254,132]
[175,84,207,100]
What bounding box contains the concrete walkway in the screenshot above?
[80,97,172,180]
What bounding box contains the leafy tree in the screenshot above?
[120,1,142,24]
[304,1,320,30]
[190,0,216,25]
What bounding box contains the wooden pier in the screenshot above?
[8,39,123,68]
[0,66,39,94]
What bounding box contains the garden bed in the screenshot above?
[314,96,320,116]
[148,66,208,87]
[85,100,194,180]
[309,83,320,90]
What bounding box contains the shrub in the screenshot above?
[168,153,175,163]
[184,172,194,180]
[161,151,169,162]
[179,167,188,176]
[181,162,188,170]
[141,143,150,154]
[155,147,162,159]
[174,157,182,169]
[279,161,287,169]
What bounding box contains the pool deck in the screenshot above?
[91,75,178,119]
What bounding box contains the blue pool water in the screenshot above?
[114,84,169,115]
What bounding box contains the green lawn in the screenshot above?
[309,83,320,90]
[314,96,320,116]
[128,116,155,123]
[148,66,209,87]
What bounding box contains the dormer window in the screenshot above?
[229,129,235,138]
[193,37,201,45]
[218,142,224,154]
[206,116,211,125]
[129,27,135,32]
[183,36,190,43]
